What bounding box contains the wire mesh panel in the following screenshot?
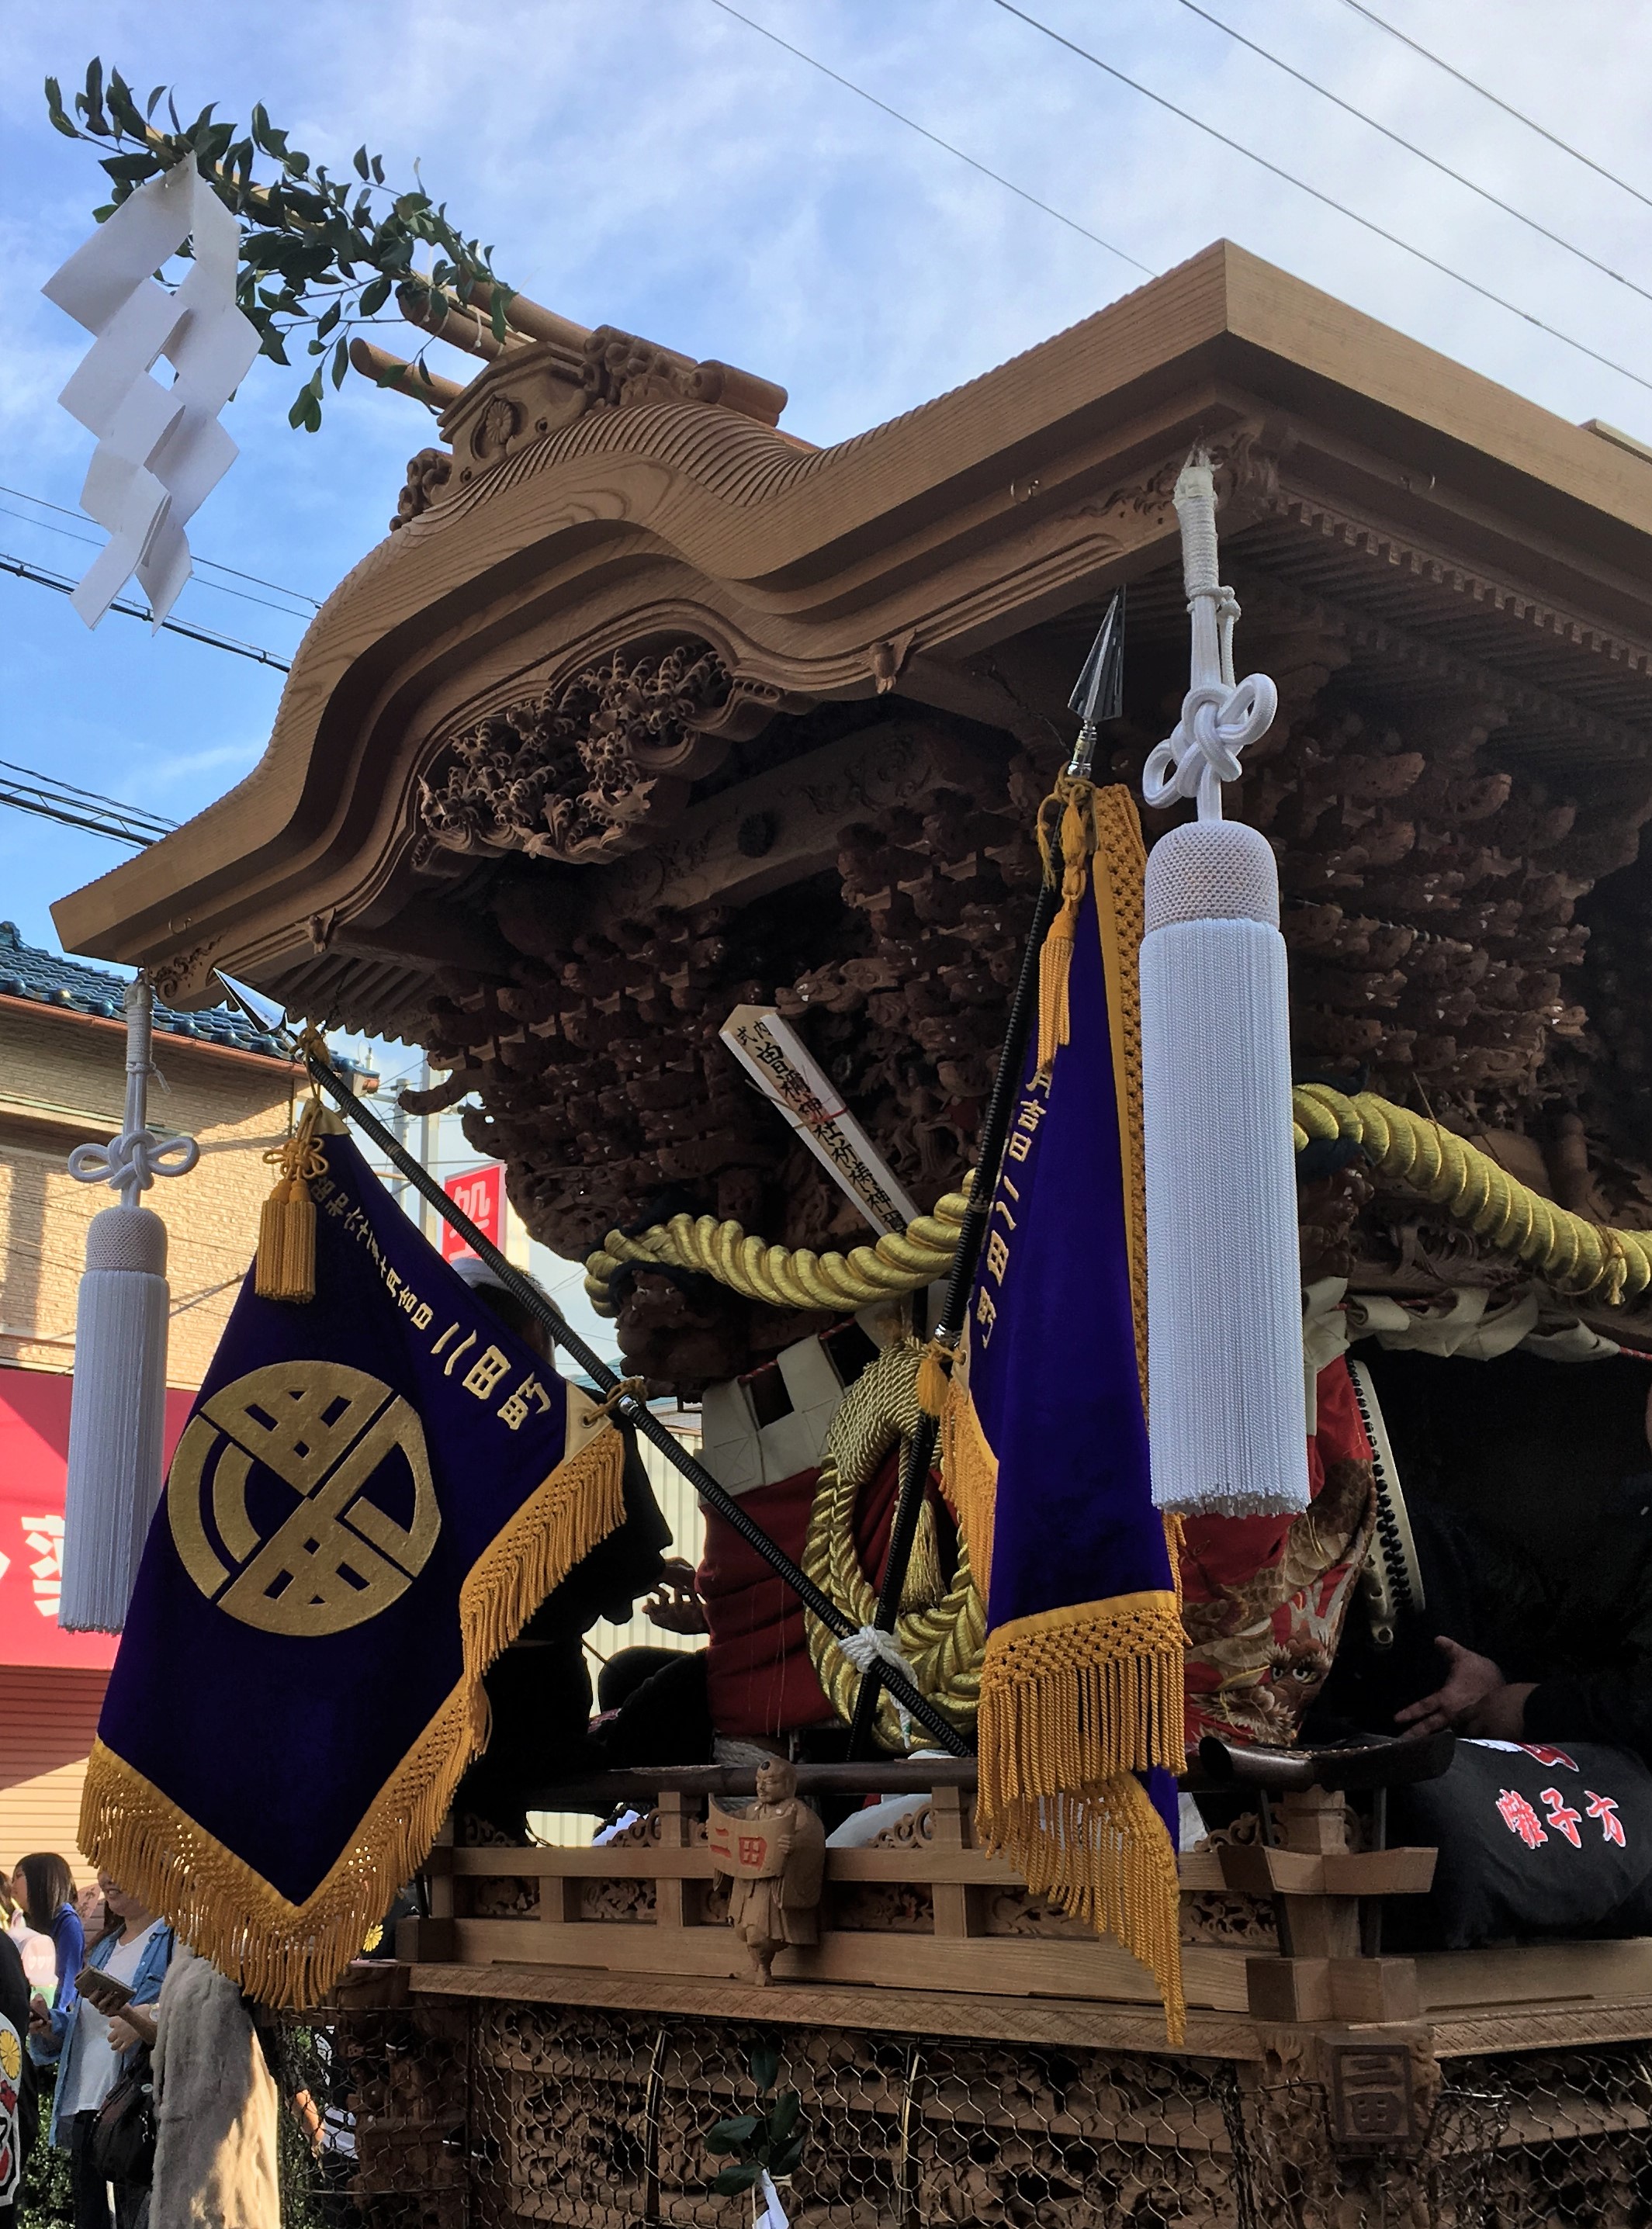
[268,2004,1652,2229]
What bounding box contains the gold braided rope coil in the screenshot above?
[583,1185,971,1317]
[1294,1084,1650,1308]
[801,1340,984,1753]
[584,1088,1652,1317]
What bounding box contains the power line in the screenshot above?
[0,501,313,624]
[1336,0,1652,218]
[704,0,1155,278]
[0,757,176,848]
[992,0,1652,402]
[0,552,292,672]
[1175,0,1652,313]
[0,484,321,610]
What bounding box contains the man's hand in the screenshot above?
[26,1993,50,2039]
[1395,1635,1506,1735]
[1464,1680,1538,1741]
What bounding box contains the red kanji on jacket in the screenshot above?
[1496,1788,1548,1847]
[1540,1787,1583,1847]
[1586,1791,1627,1847]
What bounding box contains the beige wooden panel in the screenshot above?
[0,1665,109,1882]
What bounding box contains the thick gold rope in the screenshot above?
[801,1341,984,1752]
[583,1084,1650,1318]
[1294,1084,1647,1309]
[583,1186,971,1316]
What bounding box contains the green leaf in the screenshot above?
[145,83,167,120]
[249,103,287,157]
[750,2042,781,2097]
[705,2116,760,2155]
[712,2164,761,2196]
[283,147,310,178]
[771,2136,805,2180]
[370,153,385,184]
[490,287,509,344]
[352,144,370,180]
[83,57,109,137]
[331,335,348,389]
[106,70,147,140]
[358,274,391,318]
[288,388,310,429]
[316,299,341,338]
[92,202,116,223]
[44,78,81,139]
[765,2094,801,2147]
[100,151,160,183]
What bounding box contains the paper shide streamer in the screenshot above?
[40,160,260,628]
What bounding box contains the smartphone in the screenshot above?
[74,1967,133,2013]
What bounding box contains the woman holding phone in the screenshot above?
[30,1874,171,2229]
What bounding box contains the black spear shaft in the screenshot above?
[290,1038,974,1757]
[845,590,1126,1757]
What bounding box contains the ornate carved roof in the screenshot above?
[49,241,1652,1384]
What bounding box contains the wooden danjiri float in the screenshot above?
[57,241,1652,2227]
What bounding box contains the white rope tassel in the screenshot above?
[1138,451,1309,1519]
[836,1624,918,1740]
[61,979,199,1631]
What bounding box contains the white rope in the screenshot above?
[1141,453,1278,821]
[834,1623,918,1740]
[67,980,199,1205]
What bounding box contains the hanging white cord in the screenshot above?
[68,978,199,1203]
[1141,454,1278,821]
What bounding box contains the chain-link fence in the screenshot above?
[262,2006,1652,2229]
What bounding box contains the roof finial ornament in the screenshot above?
[1141,450,1277,820]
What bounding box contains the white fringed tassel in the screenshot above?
[61,977,198,1632]
[1141,824,1309,1516]
[1138,449,1307,1518]
[61,1207,172,1631]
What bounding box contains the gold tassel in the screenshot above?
[938,1376,999,1597]
[899,1495,945,1615]
[256,1099,327,1303]
[1034,775,1100,1077]
[915,1336,955,1419]
[974,1598,1188,2045]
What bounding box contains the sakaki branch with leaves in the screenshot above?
[705,2040,806,2203]
[44,58,516,429]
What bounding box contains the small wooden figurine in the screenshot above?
[708,1758,826,1986]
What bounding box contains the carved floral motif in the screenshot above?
[417,642,735,867]
[390,446,453,531]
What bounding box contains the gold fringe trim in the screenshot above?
[978,1770,1186,2048]
[1089,788,1148,1407]
[975,1600,1187,2045]
[255,1100,327,1304]
[79,1424,626,2009]
[939,1380,999,1600]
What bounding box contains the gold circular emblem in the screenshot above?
[168,1362,440,1636]
[0,2026,21,2081]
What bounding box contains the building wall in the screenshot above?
[0,1666,109,1883]
[0,999,297,1386]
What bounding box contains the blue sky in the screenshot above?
[5,0,1652,1098]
